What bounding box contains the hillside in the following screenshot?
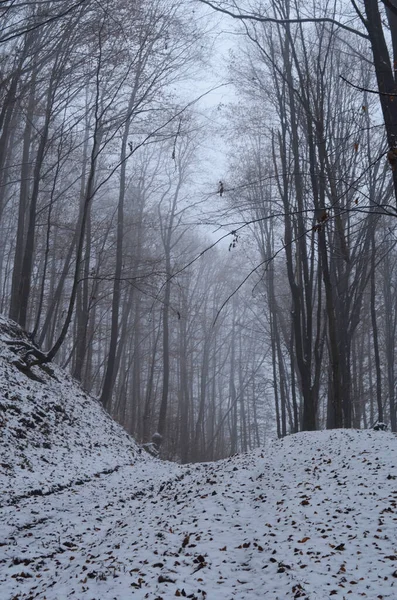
[0,317,140,505]
[1,319,397,599]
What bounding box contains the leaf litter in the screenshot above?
[0,318,397,598]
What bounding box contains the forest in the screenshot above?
[1,0,397,462]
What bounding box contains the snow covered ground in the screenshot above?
[0,316,139,506]
[2,429,397,599]
[1,319,397,599]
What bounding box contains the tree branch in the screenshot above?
[0,0,89,43]
[382,0,397,18]
[196,0,369,39]
[340,74,397,96]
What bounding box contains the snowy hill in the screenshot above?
[1,319,397,598]
[0,316,140,506]
[2,425,397,598]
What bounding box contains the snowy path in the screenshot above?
[2,429,397,599]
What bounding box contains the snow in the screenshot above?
[0,316,140,505]
[1,319,397,599]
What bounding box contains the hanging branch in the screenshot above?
[196,0,369,39]
[340,75,397,97]
[171,117,183,165]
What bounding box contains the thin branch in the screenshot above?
[340,74,397,97]
[91,83,230,200]
[196,0,369,39]
[0,0,89,43]
[350,0,368,27]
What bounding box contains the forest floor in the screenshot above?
[1,319,397,599]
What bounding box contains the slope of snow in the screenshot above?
[1,318,397,598]
[2,426,397,599]
[0,316,140,505]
